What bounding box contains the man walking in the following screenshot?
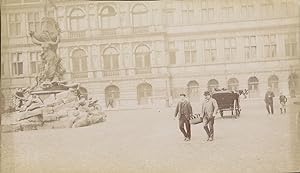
[174,94,193,141]
[279,92,288,114]
[201,91,218,141]
[264,87,275,115]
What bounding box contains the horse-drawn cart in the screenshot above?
[212,91,241,118]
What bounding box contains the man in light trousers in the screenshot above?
[201,91,218,141]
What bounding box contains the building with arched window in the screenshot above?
[187,80,200,102]
[69,8,86,31]
[137,83,152,105]
[135,44,151,74]
[99,6,118,29]
[228,78,239,91]
[268,75,279,95]
[105,85,120,107]
[102,47,119,76]
[208,79,219,92]
[131,4,149,27]
[248,76,259,98]
[71,49,88,78]
[1,0,299,108]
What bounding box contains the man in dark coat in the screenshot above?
[265,87,275,114]
[174,94,193,141]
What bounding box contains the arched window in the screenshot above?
[187,80,200,101]
[69,8,86,31]
[132,4,148,27]
[105,85,120,107]
[135,45,151,73]
[268,75,279,95]
[207,79,219,92]
[248,76,259,89]
[103,47,119,70]
[228,78,239,91]
[137,83,152,105]
[99,6,117,29]
[248,76,259,97]
[72,49,88,78]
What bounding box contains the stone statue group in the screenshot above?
[2,17,107,133]
[5,85,106,132]
[29,17,65,89]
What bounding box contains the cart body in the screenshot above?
[212,91,241,118]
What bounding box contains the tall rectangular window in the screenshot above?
[9,13,21,36]
[204,39,217,62]
[222,6,234,19]
[222,0,234,20]
[103,55,118,70]
[201,0,214,22]
[182,6,194,24]
[241,0,254,18]
[28,12,41,32]
[224,38,236,60]
[11,53,23,75]
[168,41,176,65]
[281,0,294,16]
[244,36,256,59]
[164,9,175,25]
[169,52,176,65]
[285,33,297,57]
[30,52,41,74]
[261,1,274,18]
[184,40,197,64]
[264,34,277,57]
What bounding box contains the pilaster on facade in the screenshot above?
[87,45,94,79]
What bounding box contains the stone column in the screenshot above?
[217,38,224,63]
[128,43,135,75]
[177,40,184,65]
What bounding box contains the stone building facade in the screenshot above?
[1,0,300,108]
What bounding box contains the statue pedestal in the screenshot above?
[31,90,66,101]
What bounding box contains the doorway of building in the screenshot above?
[248,76,259,98]
[187,80,200,102]
[137,83,152,105]
[105,85,120,108]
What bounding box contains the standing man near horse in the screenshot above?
[174,94,193,141]
[202,91,218,141]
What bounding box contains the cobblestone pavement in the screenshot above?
[1,99,300,173]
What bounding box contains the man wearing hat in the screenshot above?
[279,91,287,114]
[174,93,193,141]
[264,87,275,115]
[201,91,218,141]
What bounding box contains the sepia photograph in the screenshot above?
[0,0,300,172]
